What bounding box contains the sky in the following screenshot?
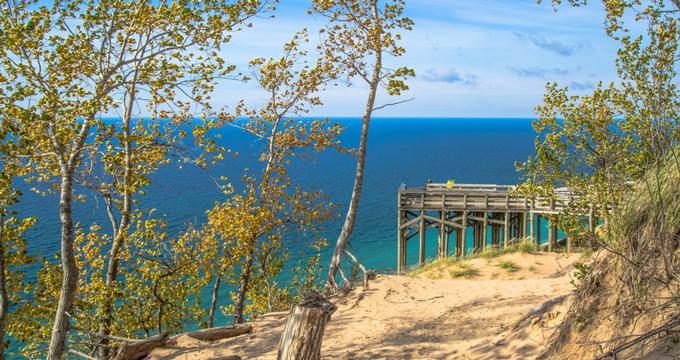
[211,0,622,118]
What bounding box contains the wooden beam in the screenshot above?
[399,214,423,230]
[504,212,510,248]
[397,207,403,274]
[438,211,445,259]
[472,217,480,254]
[529,212,534,244]
[548,221,554,252]
[461,211,468,257]
[444,212,450,257]
[536,215,542,246]
[482,211,488,251]
[421,214,464,229]
[419,210,426,265]
[468,215,505,225]
[405,230,418,241]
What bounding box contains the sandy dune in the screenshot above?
[148,252,581,359]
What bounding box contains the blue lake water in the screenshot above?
[14,117,543,331]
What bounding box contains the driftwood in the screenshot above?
[113,332,168,360]
[183,324,252,342]
[277,291,336,360]
[108,325,251,360]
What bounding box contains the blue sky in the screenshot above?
[214,1,620,118]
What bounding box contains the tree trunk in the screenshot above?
[277,291,336,360]
[100,82,136,359]
[233,250,254,324]
[326,3,382,291]
[0,214,7,360]
[208,275,221,328]
[48,171,79,360]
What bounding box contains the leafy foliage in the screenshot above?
[206,30,343,323]
[519,0,679,243]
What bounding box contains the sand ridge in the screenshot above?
[148,252,581,359]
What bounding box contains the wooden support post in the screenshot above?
[550,224,557,249]
[482,212,488,252]
[529,213,534,245]
[461,211,468,257]
[397,207,404,274]
[472,216,479,254]
[548,220,554,252]
[419,210,425,265]
[494,223,500,247]
[567,226,572,253]
[444,226,450,258]
[491,215,499,248]
[504,212,510,248]
[455,228,462,258]
[471,220,477,254]
[522,212,527,239]
[536,215,542,247]
[589,206,596,233]
[438,211,445,259]
[476,218,482,253]
[548,198,556,252]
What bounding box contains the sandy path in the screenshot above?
[148,252,580,359]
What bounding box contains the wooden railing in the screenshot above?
[399,183,567,214]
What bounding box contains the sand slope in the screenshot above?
[148,252,581,360]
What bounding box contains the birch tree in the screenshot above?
[311,0,414,292]
[206,30,343,324]
[0,0,267,357]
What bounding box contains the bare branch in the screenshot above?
[372,97,415,112]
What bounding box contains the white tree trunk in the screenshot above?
[48,171,79,360]
[0,213,7,360]
[327,63,381,289]
[326,0,382,292]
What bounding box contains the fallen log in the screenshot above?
[277,291,336,360]
[183,324,253,342]
[113,332,168,360]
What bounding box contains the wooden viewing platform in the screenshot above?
[396,183,597,273]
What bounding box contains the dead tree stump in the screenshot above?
[277,290,336,360]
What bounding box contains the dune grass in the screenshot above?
[448,263,480,278]
[477,239,535,259]
[409,239,536,277]
[498,260,520,273]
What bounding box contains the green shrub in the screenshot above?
[498,260,520,272]
[449,263,479,278]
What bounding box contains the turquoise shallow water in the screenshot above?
[13,117,548,337]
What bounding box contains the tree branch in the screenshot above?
[372,97,414,112]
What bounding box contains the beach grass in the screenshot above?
[409,238,535,277]
[498,260,520,272]
[449,263,479,278]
